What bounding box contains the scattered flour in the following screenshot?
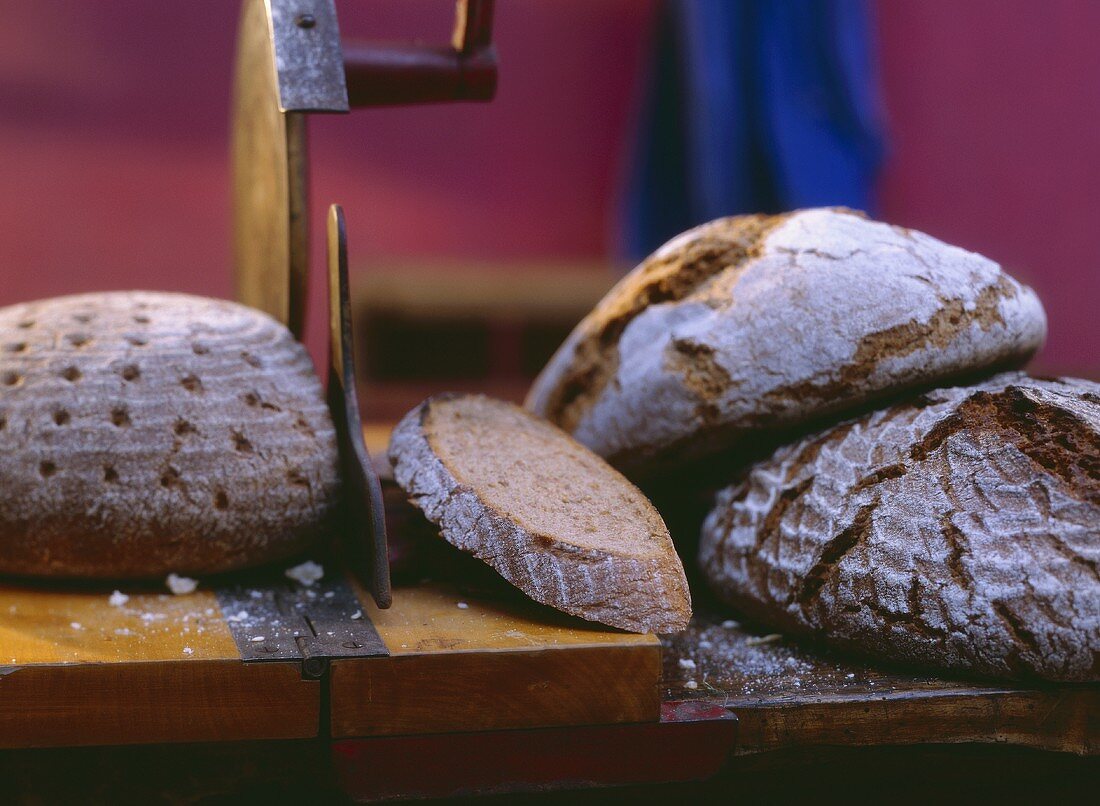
[108,590,129,607]
[284,561,324,586]
[745,633,783,647]
[166,574,198,595]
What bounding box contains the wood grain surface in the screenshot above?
[0,583,236,664]
[662,610,1099,755]
[331,581,662,738]
[0,579,319,748]
[0,660,318,749]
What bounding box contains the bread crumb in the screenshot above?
[846,673,856,679]
[721,620,740,629]
[166,573,198,595]
[225,611,249,623]
[250,635,265,642]
[456,602,469,609]
[70,622,83,631]
[684,680,699,690]
[745,633,782,646]
[284,560,324,586]
[678,658,697,671]
[183,646,193,656]
[350,610,362,620]
[108,590,129,607]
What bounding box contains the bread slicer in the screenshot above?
[230,0,498,610]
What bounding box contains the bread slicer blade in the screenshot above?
[328,204,391,609]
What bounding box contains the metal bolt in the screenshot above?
[256,644,279,654]
[342,641,362,649]
[303,657,327,679]
[295,14,316,29]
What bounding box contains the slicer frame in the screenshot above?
[230,0,497,606]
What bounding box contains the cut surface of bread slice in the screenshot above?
[388,394,692,633]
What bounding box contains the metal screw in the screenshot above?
[303,657,327,679]
[342,641,362,649]
[295,14,316,29]
[256,644,279,654]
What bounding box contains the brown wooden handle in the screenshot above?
[343,42,496,108]
[342,0,496,109]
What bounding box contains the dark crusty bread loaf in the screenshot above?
[388,394,692,633]
[699,373,1100,681]
[527,208,1046,473]
[0,291,340,578]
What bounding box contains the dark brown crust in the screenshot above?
[761,275,1020,409]
[0,292,340,579]
[701,374,1100,682]
[542,213,788,431]
[389,394,693,633]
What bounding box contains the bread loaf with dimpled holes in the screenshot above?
[0,291,340,578]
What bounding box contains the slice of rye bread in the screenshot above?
[526,208,1047,475]
[388,394,692,633]
[699,372,1100,682]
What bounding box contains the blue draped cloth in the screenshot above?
[620,0,886,261]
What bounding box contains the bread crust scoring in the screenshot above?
[700,372,1100,682]
[527,208,1047,472]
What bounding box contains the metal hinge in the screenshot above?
[215,571,388,679]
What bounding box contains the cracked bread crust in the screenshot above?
[388,394,692,634]
[526,208,1047,473]
[0,291,340,578]
[699,373,1100,682]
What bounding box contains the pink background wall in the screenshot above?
[1,1,1096,377]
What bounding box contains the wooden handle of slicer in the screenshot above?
[342,0,497,108]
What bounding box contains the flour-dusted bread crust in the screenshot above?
[388,394,692,633]
[699,373,1100,681]
[0,292,340,578]
[527,208,1047,471]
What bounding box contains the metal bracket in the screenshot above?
[269,0,349,113]
[231,0,497,338]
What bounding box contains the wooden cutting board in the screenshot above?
[0,424,1094,756]
[0,570,658,749]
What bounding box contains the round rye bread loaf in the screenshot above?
[526,208,1047,473]
[0,291,340,578]
[388,394,692,633]
[699,373,1100,682]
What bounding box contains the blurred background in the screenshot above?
[2,0,1098,419]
